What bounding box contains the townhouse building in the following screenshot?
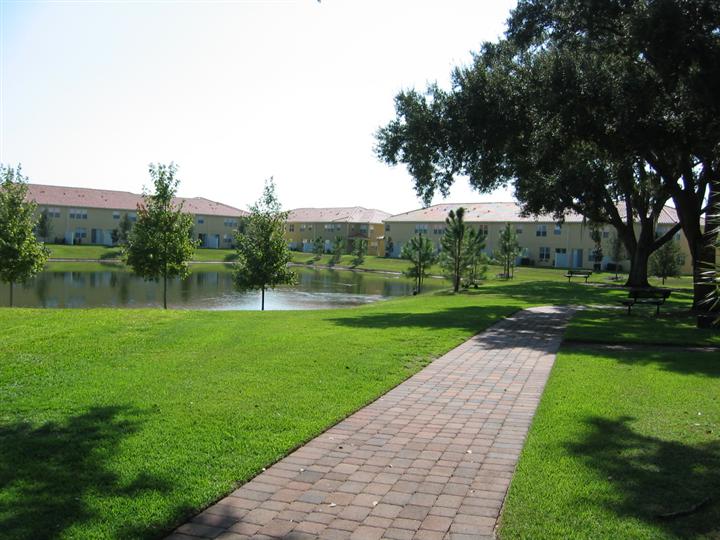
[27,184,247,249]
[383,202,693,273]
[285,207,391,256]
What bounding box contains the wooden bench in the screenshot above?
[619,288,672,316]
[565,270,592,283]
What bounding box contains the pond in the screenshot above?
[0,264,448,310]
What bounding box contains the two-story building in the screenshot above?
[27,184,247,248]
[383,202,692,272]
[285,207,391,256]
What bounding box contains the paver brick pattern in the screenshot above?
[168,306,573,540]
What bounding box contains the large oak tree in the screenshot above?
[377,0,719,308]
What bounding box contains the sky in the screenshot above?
[1,0,517,215]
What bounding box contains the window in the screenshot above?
[112,211,120,220]
[536,224,547,237]
[602,229,610,238]
[324,223,340,231]
[128,212,137,222]
[46,207,61,218]
[554,223,562,235]
[385,223,391,232]
[288,224,295,232]
[224,218,238,228]
[516,226,523,234]
[359,224,368,234]
[74,228,87,239]
[300,224,306,231]
[197,216,205,225]
[433,226,445,235]
[478,224,489,236]
[555,248,566,254]
[69,208,88,220]
[414,224,428,234]
[539,247,550,261]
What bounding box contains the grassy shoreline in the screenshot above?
[1,257,715,539]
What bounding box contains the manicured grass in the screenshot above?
[47,244,237,263]
[2,256,712,539]
[566,308,720,347]
[0,292,527,539]
[289,252,431,273]
[499,346,720,539]
[48,244,123,260]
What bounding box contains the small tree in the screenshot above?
[0,165,49,306]
[116,212,133,246]
[125,163,198,309]
[36,208,52,242]
[233,177,296,310]
[312,236,324,260]
[610,233,626,280]
[401,234,436,293]
[589,226,603,271]
[330,236,344,265]
[352,239,367,267]
[497,223,521,279]
[649,239,685,285]
[463,228,488,287]
[439,207,468,293]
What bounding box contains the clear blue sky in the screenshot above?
[1,0,517,214]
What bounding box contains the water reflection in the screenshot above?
[0,265,446,310]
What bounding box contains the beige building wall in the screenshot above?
[36,204,241,249]
[385,219,694,274]
[286,221,386,256]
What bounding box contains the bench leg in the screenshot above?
[656,304,660,317]
[627,304,632,316]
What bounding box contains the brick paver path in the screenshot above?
[168,306,574,540]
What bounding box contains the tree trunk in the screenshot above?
[9,281,13,307]
[671,178,718,311]
[693,239,718,312]
[624,243,651,288]
[163,275,167,309]
[261,286,265,311]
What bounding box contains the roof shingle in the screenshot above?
[26,184,247,217]
[385,201,679,224]
[288,207,390,224]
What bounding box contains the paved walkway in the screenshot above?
[168,306,574,540]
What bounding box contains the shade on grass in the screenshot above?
[0,292,525,539]
[499,347,720,539]
[1,263,713,539]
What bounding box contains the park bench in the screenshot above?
[565,270,592,283]
[619,288,672,316]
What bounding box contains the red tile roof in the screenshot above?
[27,184,247,217]
[386,201,679,224]
[288,207,391,224]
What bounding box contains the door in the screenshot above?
[571,249,583,268]
[554,248,568,268]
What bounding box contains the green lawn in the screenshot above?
[500,284,720,539]
[499,346,720,540]
[1,291,528,540]
[47,244,237,263]
[2,259,715,539]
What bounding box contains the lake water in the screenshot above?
[0,265,447,310]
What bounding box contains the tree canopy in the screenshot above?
[0,165,49,306]
[401,234,436,293]
[124,163,198,309]
[233,178,296,310]
[439,208,468,293]
[376,0,719,306]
